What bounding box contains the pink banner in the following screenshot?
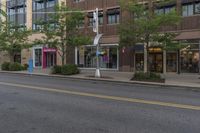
[43,48,56,52]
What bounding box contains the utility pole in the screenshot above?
[93,8,102,78]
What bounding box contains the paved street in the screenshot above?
[0,73,199,133]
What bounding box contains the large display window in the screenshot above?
[76,45,118,70]
[180,51,199,73]
[33,48,42,67]
[167,53,177,72]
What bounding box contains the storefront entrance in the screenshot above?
[43,48,57,68]
[148,53,163,73]
[46,52,56,67]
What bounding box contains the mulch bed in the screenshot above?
[131,78,165,83]
[86,75,113,79]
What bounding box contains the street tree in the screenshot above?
[119,0,181,73]
[37,3,91,66]
[0,22,31,62]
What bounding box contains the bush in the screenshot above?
[51,65,62,74]
[61,64,79,75]
[132,72,164,82]
[1,62,10,71]
[9,62,23,71]
[23,63,29,70]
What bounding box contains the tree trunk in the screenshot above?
[61,54,65,66]
[177,49,180,74]
[144,43,148,73]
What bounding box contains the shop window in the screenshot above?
[34,48,42,67]
[182,3,194,16]
[166,53,177,72]
[77,46,118,69]
[135,53,144,71]
[180,44,199,73]
[107,8,120,24]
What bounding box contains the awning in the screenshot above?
[175,30,200,40]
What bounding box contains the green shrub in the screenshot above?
[9,62,23,71]
[132,72,163,81]
[1,62,10,71]
[23,63,29,70]
[61,64,79,75]
[51,65,62,74]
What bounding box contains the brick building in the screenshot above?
[68,0,200,73]
[0,0,200,73]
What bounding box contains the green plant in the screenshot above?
[132,72,163,81]
[51,65,62,74]
[22,63,29,70]
[61,64,79,75]
[1,62,10,70]
[9,62,22,71]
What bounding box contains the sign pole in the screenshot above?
[94,8,101,78]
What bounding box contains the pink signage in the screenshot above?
[43,48,56,52]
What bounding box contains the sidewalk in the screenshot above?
[1,68,200,89]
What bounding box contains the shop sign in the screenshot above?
[149,48,162,52]
[43,48,56,52]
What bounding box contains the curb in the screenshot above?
[0,71,200,91]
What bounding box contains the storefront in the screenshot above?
[33,47,56,68]
[135,46,179,73]
[75,44,119,70]
[180,44,199,73]
[148,48,163,73]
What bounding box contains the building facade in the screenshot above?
[0,0,200,73]
[67,0,200,73]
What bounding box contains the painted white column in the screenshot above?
[144,43,148,73]
[75,47,78,65]
[1,0,7,22]
[58,0,66,5]
[26,0,32,29]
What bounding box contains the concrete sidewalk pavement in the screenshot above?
[1,68,200,89]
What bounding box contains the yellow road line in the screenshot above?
[0,81,200,111]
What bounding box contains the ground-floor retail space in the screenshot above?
[75,44,119,70]
[74,42,200,73]
[33,47,57,68]
[135,42,200,73]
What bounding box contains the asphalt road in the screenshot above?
[0,73,199,133]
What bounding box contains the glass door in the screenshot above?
[148,53,163,73]
[34,48,42,67]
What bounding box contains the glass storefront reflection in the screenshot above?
[180,50,199,73]
[77,45,118,69]
[167,53,177,72]
[148,53,163,73]
[135,53,144,71]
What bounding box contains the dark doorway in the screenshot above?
[148,53,163,73]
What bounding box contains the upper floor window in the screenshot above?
[87,11,103,26]
[74,0,83,3]
[182,3,193,17]
[195,2,200,14]
[155,6,175,15]
[107,8,120,24]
